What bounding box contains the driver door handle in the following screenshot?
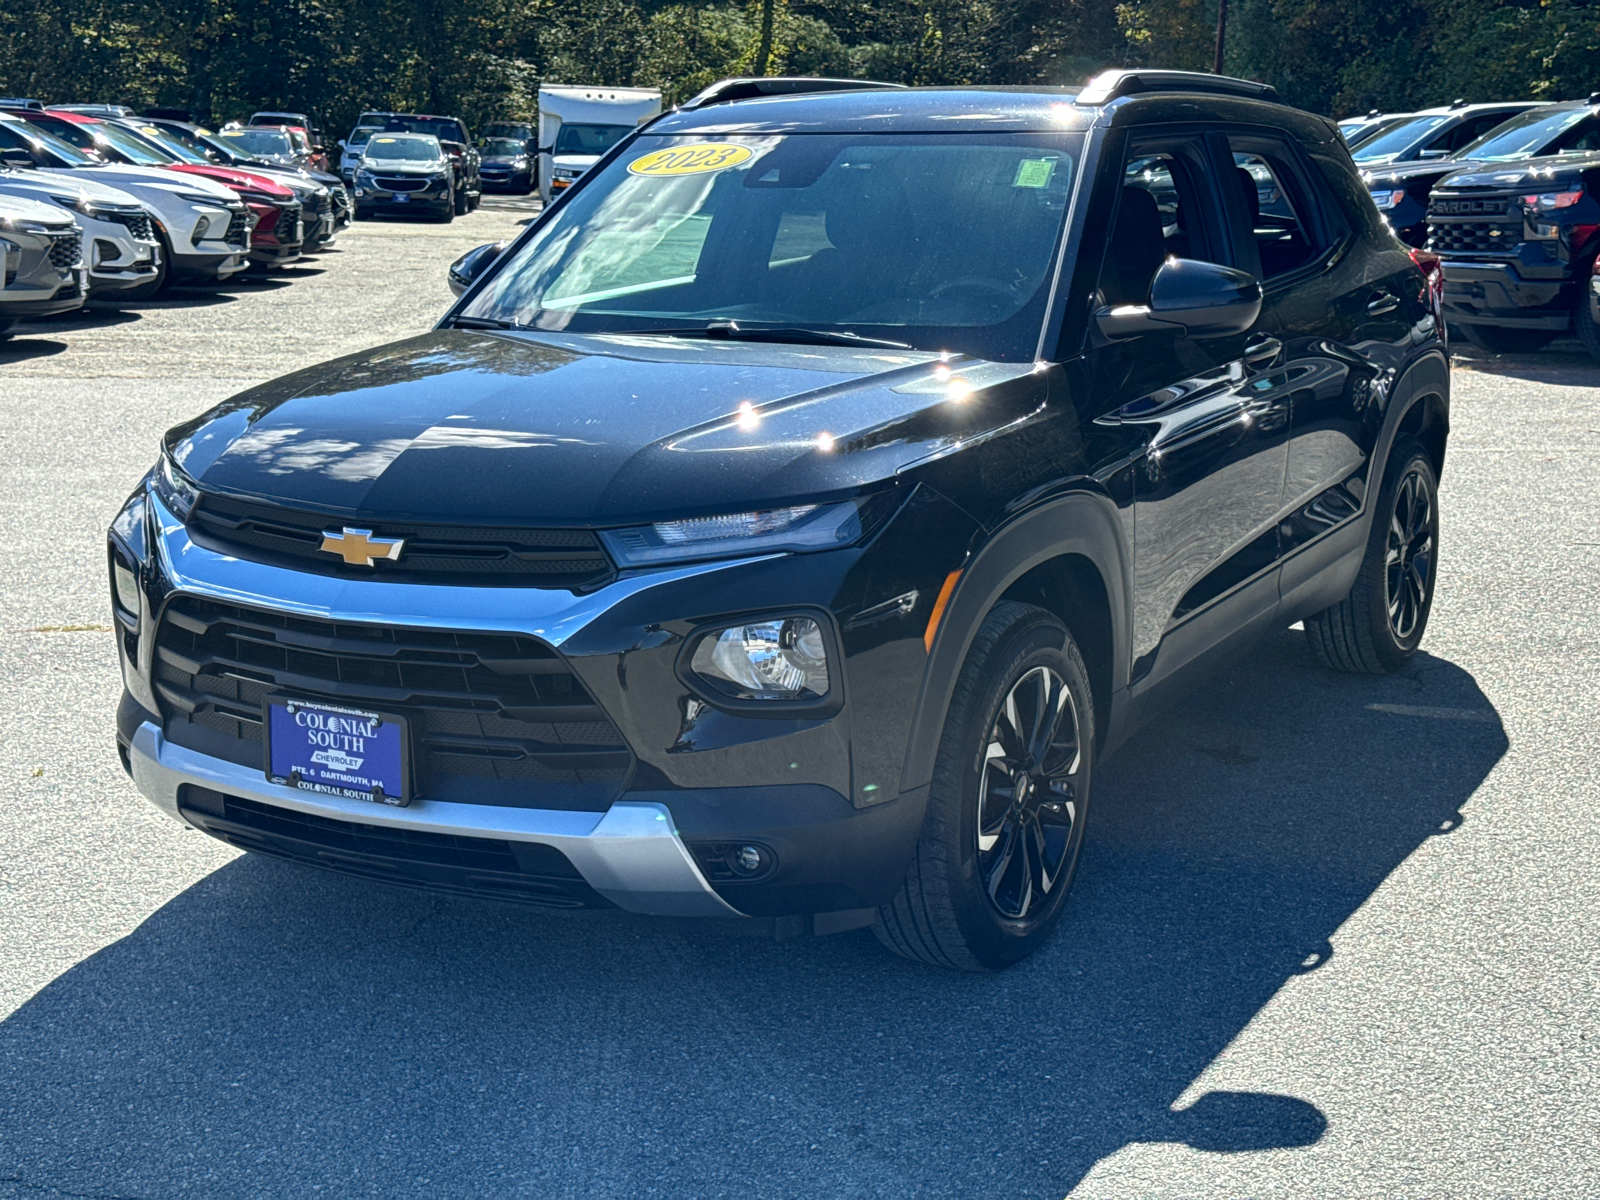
[1244,336,1282,368]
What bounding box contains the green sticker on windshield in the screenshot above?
[1013,158,1056,189]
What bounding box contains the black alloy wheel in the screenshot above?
[1384,464,1435,643]
[453,180,470,215]
[975,665,1084,920]
[1305,436,1440,673]
[875,602,1093,971]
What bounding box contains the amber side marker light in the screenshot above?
[924,570,963,653]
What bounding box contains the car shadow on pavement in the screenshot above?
[1449,338,1598,383]
[0,631,1505,1197]
[0,337,69,364]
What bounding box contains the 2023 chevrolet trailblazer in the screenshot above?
[111,72,1450,970]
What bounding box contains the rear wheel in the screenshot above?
[1575,294,1600,362]
[874,602,1093,971]
[1305,437,1439,673]
[1457,323,1555,354]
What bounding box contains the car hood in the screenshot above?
[63,162,241,199]
[364,160,447,175]
[0,168,140,207]
[0,191,70,224]
[1433,154,1600,190]
[165,329,1045,525]
[482,154,527,165]
[169,163,293,197]
[1360,157,1479,188]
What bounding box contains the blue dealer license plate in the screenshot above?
[265,698,409,805]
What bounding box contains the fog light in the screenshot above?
[734,845,763,875]
[690,616,830,701]
[191,215,210,245]
[113,561,140,615]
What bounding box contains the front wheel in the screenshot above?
[1457,323,1555,354]
[874,602,1093,971]
[453,182,469,215]
[116,227,172,302]
[1305,437,1439,673]
[1575,293,1600,362]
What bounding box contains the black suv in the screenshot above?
[109,73,1447,970]
[1415,98,1600,355]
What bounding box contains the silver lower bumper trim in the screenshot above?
[128,721,742,918]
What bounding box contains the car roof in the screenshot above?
[42,109,100,124]
[650,83,1334,142]
[654,87,1097,136]
[1406,102,1542,117]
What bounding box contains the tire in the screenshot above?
[466,186,481,212]
[874,602,1093,971]
[437,190,455,224]
[1305,437,1440,674]
[117,227,172,302]
[1457,323,1555,354]
[453,182,469,215]
[1576,294,1600,362]
[0,318,14,341]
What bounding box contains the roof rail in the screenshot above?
[0,98,46,111]
[1074,69,1278,107]
[680,76,904,111]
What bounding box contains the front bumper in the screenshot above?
[127,718,739,916]
[0,265,88,318]
[111,484,974,918]
[1440,259,1577,329]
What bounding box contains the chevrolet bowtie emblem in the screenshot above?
[320,527,405,567]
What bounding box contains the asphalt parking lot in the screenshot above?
[0,204,1597,1197]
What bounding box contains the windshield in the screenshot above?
[128,126,209,164]
[462,132,1081,362]
[1456,106,1594,161]
[346,127,378,149]
[483,138,527,156]
[89,121,177,165]
[0,120,95,166]
[216,129,293,158]
[553,124,634,156]
[1352,115,1452,162]
[364,135,441,162]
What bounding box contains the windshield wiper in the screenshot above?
[449,316,526,331]
[615,320,914,351]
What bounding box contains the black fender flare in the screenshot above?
[896,487,1132,796]
[1369,347,1449,495]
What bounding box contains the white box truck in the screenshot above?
[537,84,663,204]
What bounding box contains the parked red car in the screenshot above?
[31,110,304,269]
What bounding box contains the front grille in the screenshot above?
[179,787,611,909]
[47,229,82,269]
[224,208,249,247]
[1426,219,1522,254]
[187,493,615,589]
[154,595,633,811]
[374,175,429,192]
[101,209,154,242]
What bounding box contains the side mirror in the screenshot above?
[1096,257,1262,340]
[448,240,508,296]
[0,147,36,170]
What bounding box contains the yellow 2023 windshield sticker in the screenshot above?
[628,143,754,177]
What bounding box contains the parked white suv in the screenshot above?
[0,114,248,287]
[0,165,160,298]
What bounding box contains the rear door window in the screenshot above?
[1228,138,1341,283]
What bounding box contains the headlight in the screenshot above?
[1370,189,1405,210]
[149,448,199,521]
[174,191,226,206]
[600,498,883,568]
[688,615,832,703]
[1522,191,1583,211]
